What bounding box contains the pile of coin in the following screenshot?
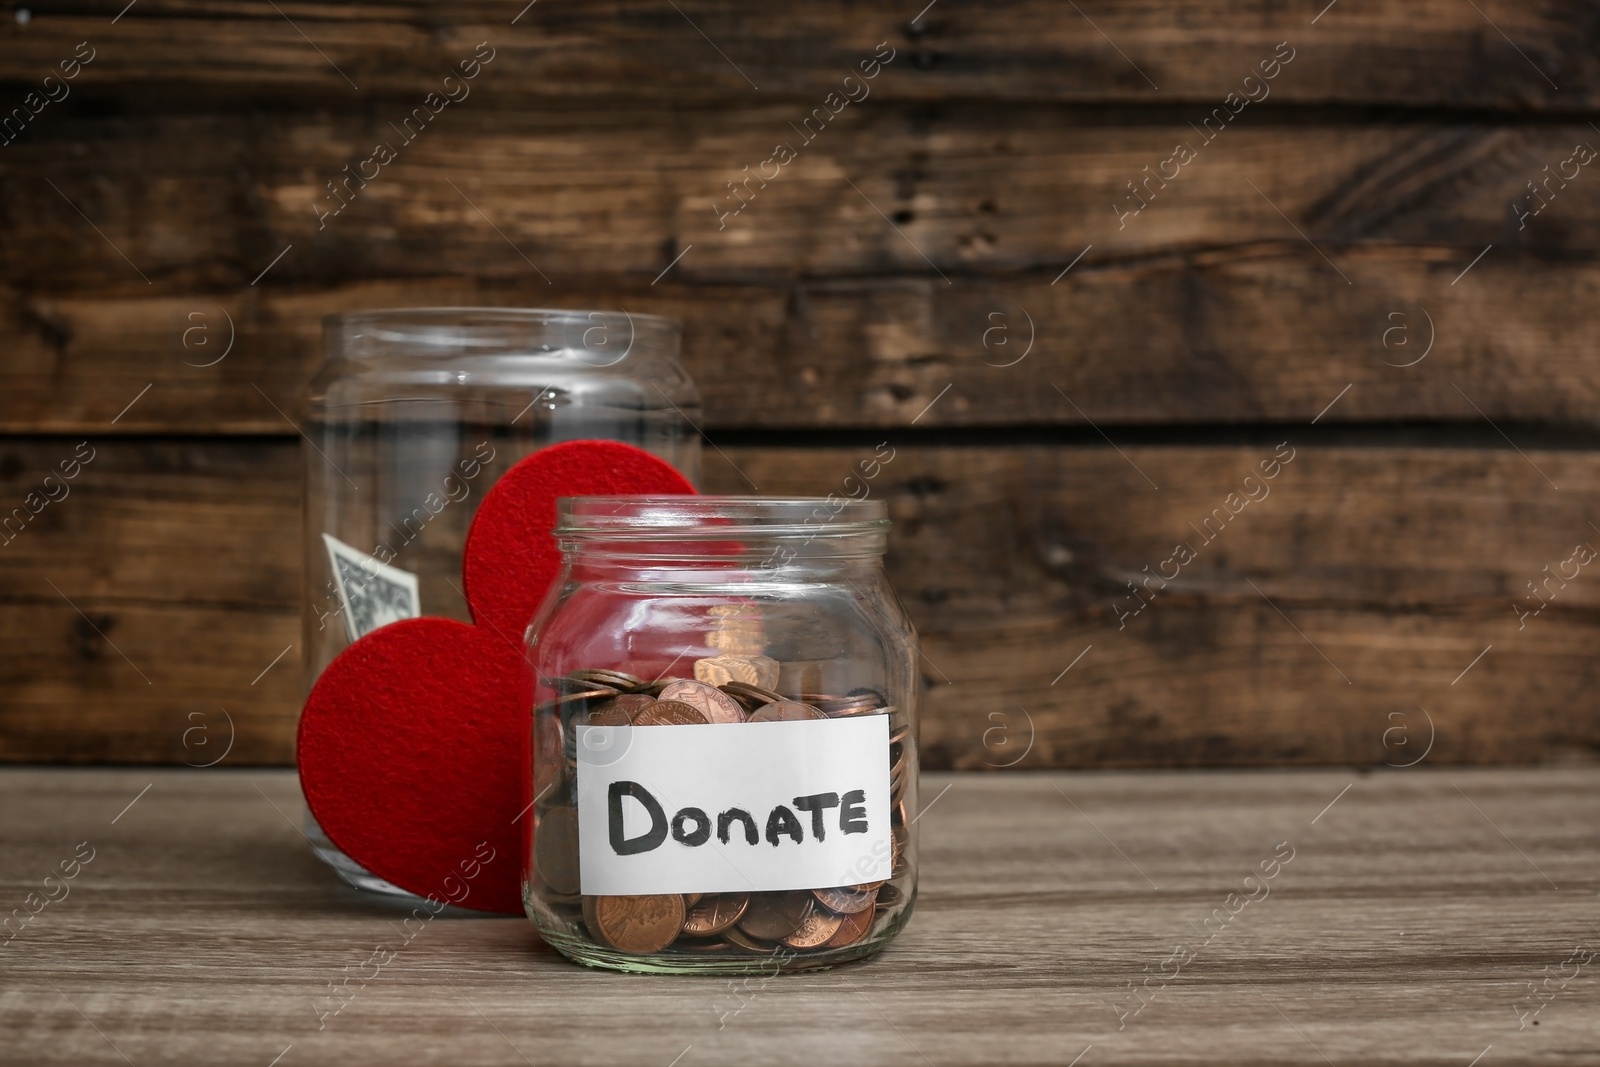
[531,657,912,958]
[572,883,909,957]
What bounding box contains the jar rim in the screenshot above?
[556,495,889,538]
[324,307,680,343]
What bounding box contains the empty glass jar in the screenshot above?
[301,308,700,896]
[525,496,918,974]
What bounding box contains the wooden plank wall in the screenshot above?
[2,1,1598,768]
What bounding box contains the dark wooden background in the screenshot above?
[3,1,1599,769]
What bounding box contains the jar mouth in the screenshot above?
[324,307,680,354]
[328,307,678,329]
[556,495,889,539]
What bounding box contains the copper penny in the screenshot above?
[823,904,875,948]
[721,925,776,952]
[815,692,882,716]
[782,906,843,949]
[719,690,761,713]
[737,890,814,940]
[812,885,876,915]
[890,755,909,803]
[534,807,580,896]
[632,699,710,726]
[681,893,750,937]
[538,688,623,719]
[604,693,657,715]
[656,679,744,724]
[748,700,825,723]
[588,894,686,954]
[571,668,643,691]
[546,676,621,697]
[694,653,780,690]
[720,682,783,713]
[586,694,651,726]
[638,676,684,697]
[875,883,904,909]
[690,656,740,687]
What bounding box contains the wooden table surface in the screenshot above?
[2,767,1596,1066]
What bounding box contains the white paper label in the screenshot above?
[575,716,892,895]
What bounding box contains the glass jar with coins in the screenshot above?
[525,496,917,974]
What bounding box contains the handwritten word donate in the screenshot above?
[608,781,869,855]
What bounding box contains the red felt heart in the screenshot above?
[297,440,695,913]
[465,439,697,638]
[299,619,529,912]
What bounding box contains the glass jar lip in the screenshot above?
[556,495,889,538]
[324,303,675,329]
[323,307,680,347]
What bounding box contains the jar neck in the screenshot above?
[554,496,891,581]
[563,530,888,583]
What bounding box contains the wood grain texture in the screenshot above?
[2,767,1596,1065]
[2,0,1595,780]
[5,112,1598,290]
[745,445,1600,771]
[0,1,1591,109]
[7,247,1600,432]
[3,439,1597,767]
